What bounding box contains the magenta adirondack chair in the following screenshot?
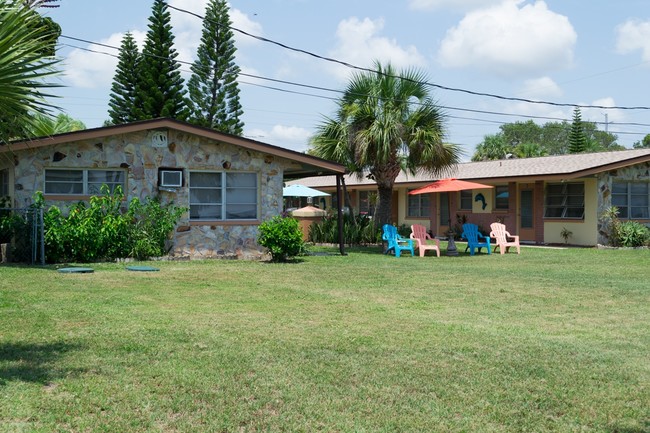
[410,224,440,257]
[489,222,520,255]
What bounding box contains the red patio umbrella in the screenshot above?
[409,178,493,256]
[408,178,494,195]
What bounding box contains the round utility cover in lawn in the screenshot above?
[58,267,94,273]
[126,265,160,272]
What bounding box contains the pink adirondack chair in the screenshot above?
[410,224,441,257]
[489,222,520,255]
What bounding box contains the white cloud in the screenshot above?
[168,1,262,66]
[438,0,576,77]
[246,125,313,152]
[409,0,502,12]
[581,97,625,126]
[62,31,146,88]
[518,76,563,100]
[328,17,426,81]
[61,2,262,88]
[616,19,650,61]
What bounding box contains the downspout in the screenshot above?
[336,174,347,256]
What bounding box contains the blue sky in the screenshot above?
[47,0,650,159]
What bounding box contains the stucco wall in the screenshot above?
[543,178,598,246]
[9,129,292,259]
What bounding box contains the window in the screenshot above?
[612,181,650,219]
[0,169,8,198]
[440,192,449,225]
[44,169,125,195]
[358,190,375,216]
[189,171,257,221]
[459,190,472,210]
[495,185,509,210]
[407,190,430,217]
[544,182,584,219]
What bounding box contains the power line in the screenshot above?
[166,3,650,112]
[59,36,650,129]
[57,39,650,138]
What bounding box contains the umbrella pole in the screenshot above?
[446,195,459,256]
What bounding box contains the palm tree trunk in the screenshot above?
[376,185,393,229]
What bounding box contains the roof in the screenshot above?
[290,148,650,188]
[1,117,346,178]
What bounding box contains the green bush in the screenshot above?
[308,212,380,245]
[40,186,185,263]
[601,206,650,247]
[616,221,650,247]
[258,215,305,262]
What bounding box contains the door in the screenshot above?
[519,189,535,241]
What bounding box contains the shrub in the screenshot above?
[258,215,305,262]
[617,221,650,247]
[601,206,650,247]
[41,186,185,263]
[308,212,380,245]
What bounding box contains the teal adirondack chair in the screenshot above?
[461,223,491,256]
[382,224,414,258]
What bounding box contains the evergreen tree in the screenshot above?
[133,0,187,120]
[187,0,244,135]
[568,107,588,153]
[107,32,140,125]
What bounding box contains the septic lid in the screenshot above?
[58,267,94,273]
[126,265,160,272]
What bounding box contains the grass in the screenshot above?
[0,246,649,432]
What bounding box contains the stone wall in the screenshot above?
[596,162,650,245]
[11,129,291,259]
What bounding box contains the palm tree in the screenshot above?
[0,1,61,143]
[27,113,86,137]
[311,61,461,228]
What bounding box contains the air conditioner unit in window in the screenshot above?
[160,170,183,188]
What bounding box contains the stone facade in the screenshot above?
[596,161,650,245]
[9,128,293,259]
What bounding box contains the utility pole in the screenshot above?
[603,113,609,133]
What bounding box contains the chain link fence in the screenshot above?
[0,207,45,265]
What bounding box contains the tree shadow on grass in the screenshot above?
[606,420,650,433]
[0,341,84,385]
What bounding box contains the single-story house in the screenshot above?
[290,148,650,246]
[0,118,346,258]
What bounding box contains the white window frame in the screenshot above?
[612,181,650,220]
[544,182,584,219]
[189,171,258,221]
[44,168,126,195]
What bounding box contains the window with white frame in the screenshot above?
[459,190,472,210]
[44,169,126,195]
[494,185,509,210]
[189,171,258,221]
[612,181,650,219]
[407,189,430,217]
[544,182,584,219]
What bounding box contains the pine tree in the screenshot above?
[568,107,587,154]
[107,32,140,125]
[187,0,244,135]
[133,0,187,121]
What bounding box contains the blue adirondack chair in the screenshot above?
[461,223,491,256]
[382,224,414,258]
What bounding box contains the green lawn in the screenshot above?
[1,246,649,432]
